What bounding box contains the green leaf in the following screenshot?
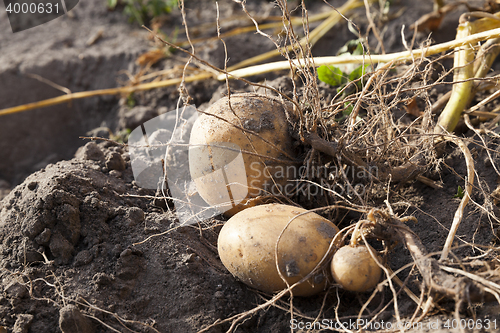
[126,93,136,108]
[351,42,364,56]
[349,64,370,82]
[453,186,465,199]
[107,0,118,9]
[119,0,178,25]
[317,65,345,87]
[343,102,353,115]
[336,102,352,122]
[339,102,362,124]
[337,39,364,56]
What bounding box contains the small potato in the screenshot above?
[189,93,297,216]
[218,203,340,296]
[330,245,382,292]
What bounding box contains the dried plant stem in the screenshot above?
[4,26,500,117]
[385,266,422,307]
[224,0,368,72]
[434,20,475,134]
[348,61,394,130]
[434,0,445,11]
[175,9,342,48]
[468,88,500,114]
[390,217,465,298]
[440,265,500,295]
[0,73,211,117]
[439,136,474,261]
[0,0,361,117]
[472,37,500,82]
[435,14,500,133]
[464,114,500,176]
[217,26,500,80]
[431,37,500,115]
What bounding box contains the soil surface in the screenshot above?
[1,0,500,332]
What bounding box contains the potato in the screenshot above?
[189,93,297,216]
[330,245,382,292]
[218,203,340,296]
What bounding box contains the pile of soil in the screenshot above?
[1,0,500,332]
[0,141,269,332]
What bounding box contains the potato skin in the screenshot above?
[330,245,382,292]
[189,93,297,216]
[218,203,340,296]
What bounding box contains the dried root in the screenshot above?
[365,208,500,320]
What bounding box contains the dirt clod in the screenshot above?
[76,142,105,162]
[59,305,94,333]
[105,152,126,172]
[12,314,33,333]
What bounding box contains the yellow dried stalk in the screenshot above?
[219,26,500,80]
[4,25,500,117]
[224,0,368,72]
[435,13,500,133]
[434,20,475,134]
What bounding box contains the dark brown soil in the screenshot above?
[1,0,500,332]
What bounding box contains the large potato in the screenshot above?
[218,204,340,296]
[330,245,382,292]
[189,93,297,216]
